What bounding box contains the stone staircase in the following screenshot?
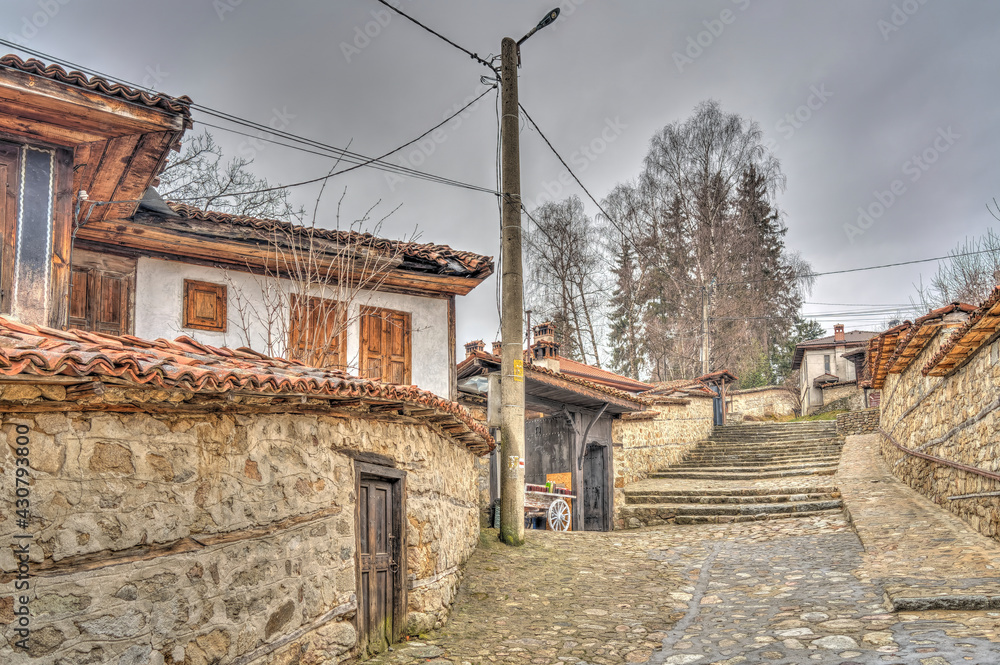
[622,421,845,526]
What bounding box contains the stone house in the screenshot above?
[864,297,1000,542]
[792,324,877,414]
[0,54,495,662]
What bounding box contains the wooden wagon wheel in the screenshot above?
[547,498,571,531]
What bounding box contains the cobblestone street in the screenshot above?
[370,517,1000,665]
[365,433,1000,665]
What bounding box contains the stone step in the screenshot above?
[686,448,843,457]
[625,498,843,516]
[649,467,838,480]
[707,436,844,444]
[627,485,839,498]
[683,453,842,462]
[672,458,841,469]
[663,459,840,472]
[624,491,840,505]
[620,506,844,527]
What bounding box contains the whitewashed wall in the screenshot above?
[799,346,859,413]
[134,257,452,398]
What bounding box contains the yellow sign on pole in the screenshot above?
[512,359,524,382]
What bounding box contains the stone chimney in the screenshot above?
[834,324,845,343]
[491,341,502,357]
[464,340,485,358]
[530,321,560,372]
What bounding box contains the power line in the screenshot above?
[171,87,496,200]
[373,0,497,71]
[0,39,500,199]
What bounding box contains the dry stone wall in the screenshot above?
[611,397,714,529]
[728,387,796,420]
[0,401,479,664]
[879,331,1000,542]
[836,408,880,436]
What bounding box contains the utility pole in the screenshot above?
[498,9,559,546]
[498,35,525,546]
[701,277,715,376]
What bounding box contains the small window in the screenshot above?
[288,295,346,369]
[183,280,227,332]
[360,306,412,385]
[824,355,831,374]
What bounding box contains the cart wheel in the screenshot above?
[547,499,571,531]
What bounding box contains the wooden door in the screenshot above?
[360,307,411,384]
[358,477,398,656]
[583,445,608,531]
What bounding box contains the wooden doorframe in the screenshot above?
[354,462,407,652]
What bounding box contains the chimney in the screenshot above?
[491,341,502,357]
[464,339,485,358]
[530,321,560,372]
[834,324,845,343]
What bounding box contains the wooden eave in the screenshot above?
[525,368,644,414]
[869,328,906,389]
[0,68,188,223]
[887,323,941,374]
[76,217,489,297]
[924,306,1000,377]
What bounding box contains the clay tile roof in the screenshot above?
[791,330,878,370]
[696,369,739,384]
[864,322,911,389]
[923,287,1000,377]
[0,317,492,453]
[885,302,976,376]
[0,54,192,116]
[552,356,653,394]
[163,202,493,278]
[642,379,716,398]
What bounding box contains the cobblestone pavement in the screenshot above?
[365,516,1000,665]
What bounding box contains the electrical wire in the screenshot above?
[0,39,500,199]
[170,87,496,200]
[373,0,497,72]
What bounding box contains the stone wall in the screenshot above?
[815,383,865,415]
[610,397,714,529]
[0,403,480,664]
[879,331,1000,542]
[728,386,796,420]
[836,408,880,436]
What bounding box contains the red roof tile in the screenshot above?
[0,317,492,452]
[923,287,1000,376]
[0,54,192,116]
[163,202,493,278]
[554,356,653,394]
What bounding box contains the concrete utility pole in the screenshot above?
[498,35,525,546]
[498,9,559,546]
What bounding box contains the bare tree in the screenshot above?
[158,130,300,219]
[916,228,1000,306]
[525,196,608,367]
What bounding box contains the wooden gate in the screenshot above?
[583,445,608,531]
[356,465,405,656]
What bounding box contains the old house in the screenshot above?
[864,296,999,542]
[792,324,877,414]
[0,54,494,663]
[458,323,717,532]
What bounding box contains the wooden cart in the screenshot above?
[524,488,575,531]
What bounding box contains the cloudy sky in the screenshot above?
[4,0,999,353]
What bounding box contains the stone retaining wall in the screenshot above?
[814,383,864,415]
[610,397,714,529]
[728,386,796,420]
[0,402,480,664]
[836,408,880,436]
[879,332,1000,542]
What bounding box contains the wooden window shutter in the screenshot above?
[0,143,18,314]
[288,294,346,370]
[67,250,135,336]
[183,280,227,332]
[360,307,411,385]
